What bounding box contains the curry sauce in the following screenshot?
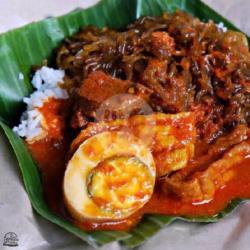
[27,99,250,231]
[28,136,250,231]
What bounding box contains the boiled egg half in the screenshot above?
[63,131,156,221]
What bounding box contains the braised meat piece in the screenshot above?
[163,124,249,202]
[70,71,154,128]
[78,71,132,104]
[163,140,250,202]
[151,31,176,58]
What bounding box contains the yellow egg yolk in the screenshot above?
[87,156,154,215]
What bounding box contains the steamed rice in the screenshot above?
[13,66,68,141]
[217,22,228,32]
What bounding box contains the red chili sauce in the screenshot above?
[27,99,250,231]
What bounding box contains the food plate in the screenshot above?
[0,0,249,248]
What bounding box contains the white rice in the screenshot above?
[13,66,69,142]
[217,22,228,33]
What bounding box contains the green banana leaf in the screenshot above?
[0,0,249,248]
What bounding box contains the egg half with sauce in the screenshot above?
[63,131,156,221]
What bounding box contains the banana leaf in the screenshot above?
[0,0,249,248]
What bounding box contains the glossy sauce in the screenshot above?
[27,100,250,231]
